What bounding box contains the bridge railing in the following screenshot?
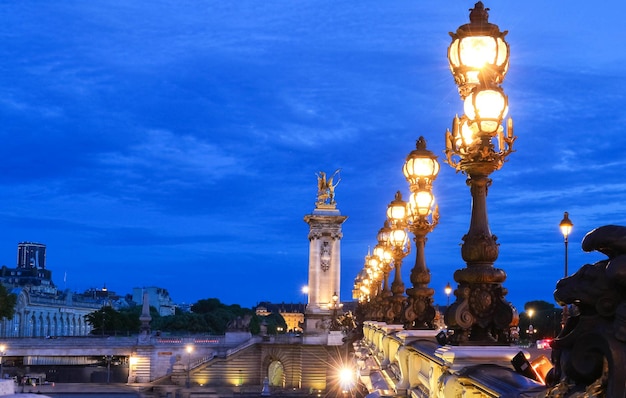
[356,321,547,398]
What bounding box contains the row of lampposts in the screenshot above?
[353,1,517,343]
[352,136,440,330]
[353,2,576,344]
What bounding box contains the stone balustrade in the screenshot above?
[356,321,547,397]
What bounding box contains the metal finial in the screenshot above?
[469,2,490,24]
[416,136,427,150]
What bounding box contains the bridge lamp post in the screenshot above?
[106,355,112,384]
[385,192,410,325]
[443,1,517,345]
[330,292,341,331]
[373,222,393,321]
[301,285,309,312]
[186,344,194,388]
[402,136,440,329]
[559,212,573,326]
[0,344,5,379]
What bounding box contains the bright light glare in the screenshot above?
[339,367,354,390]
[460,36,496,68]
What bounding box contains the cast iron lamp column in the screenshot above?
[372,222,394,321]
[0,344,5,380]
[330,292,341,331]
[186,344,193,388]
[385,192,410,325]
[443,2,518,345]
[402,136,440,329]
[559,212,573,326]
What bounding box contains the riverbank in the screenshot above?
[15,383,143,396]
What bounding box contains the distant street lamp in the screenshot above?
[301,286,309,312]
[186,344,194,388]
[443,1,517,345]
[402,136,440,329]
[385,192,410,325]
[526,309,536,343]
[0,344,5,379]
[445,283,452,307]
[559,212,573,325]
[106,355,112,384]
[330,292,341,331]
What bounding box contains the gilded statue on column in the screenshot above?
[316,169,341,208]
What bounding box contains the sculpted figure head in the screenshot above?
[554,225,626,317]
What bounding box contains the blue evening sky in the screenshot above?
[0,1,625,310]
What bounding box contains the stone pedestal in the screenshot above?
[328,330,344,346]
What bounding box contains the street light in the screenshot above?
[369,223,394,321]
[526,309,536,343]
[385,192,410,325]
[0,344,5,380]
[443,2,518,345]
[186,344,194,388]
[301,286,309,312]
[445,283,452,307]
[402,136,440,329]
[330,292,341,331]
[559,211,573,325]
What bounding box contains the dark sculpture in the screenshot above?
[548,225,626,397]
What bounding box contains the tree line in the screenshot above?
[84,298,287,336]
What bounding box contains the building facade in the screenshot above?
[0,242,119,337]
[132,286,176,316]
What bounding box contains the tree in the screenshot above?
[85,306,143,335]
[0,284,17,320]
[191,298,222,314]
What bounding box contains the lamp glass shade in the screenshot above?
[464,89,507,120]
[464,88,508,134]
[560,212,573,238]
[373,245,392,264]
[387,202,407,224]
[388,227,408,248]
[366,254,379,269]
[460,36,497,69]
[409,191,434,217]
[377,223,391,244]
[403,156,440,182]
[454,118,475,149]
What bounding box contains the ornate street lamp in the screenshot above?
[402,137,440,329]
[370,225,394,321]
[186,344,194,388]
[559,212,573,325]
[443,2,518,345]
[385,192,410,325]
[445,283,452,307]
[447,1,509,98]
[330,292,341,331]
[0,344,5,380]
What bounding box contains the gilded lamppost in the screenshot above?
[363,248,382,320]
[443,2,518,344]
[402,136,440,329]
[559,211,573,326]
[385,192,410,324]
[371,222,394,321]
